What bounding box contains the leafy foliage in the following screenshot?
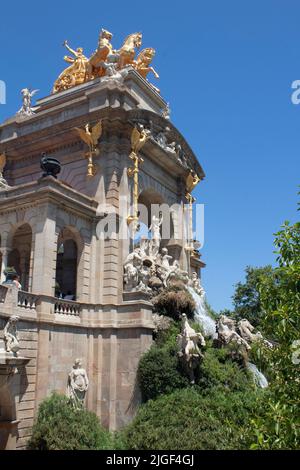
[248,219,300,449]
[28,392,113,450]
[196,345,253,393]
[138,323,189,401]
[228,266,274,327]
[121,387,260,450]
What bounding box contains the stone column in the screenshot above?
[0,248,9,283]
[31,203,57,296]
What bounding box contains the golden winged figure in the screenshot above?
[0,152,6,176]
[186,170,201,193]
[130,125,150,156]
[74,121,102,176]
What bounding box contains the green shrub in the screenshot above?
[138,343,189,401]
[153,284,195,321]
[196,346,253,393]
[28,392,113,450]
[122,387,261,450]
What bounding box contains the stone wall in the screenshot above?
[0,286,153,449]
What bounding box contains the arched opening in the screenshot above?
[138,189,165,229]
[7,224,32,291]
[138,189,175,248]
[55,228,81,300]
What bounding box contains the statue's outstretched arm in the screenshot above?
[64,40,78,57]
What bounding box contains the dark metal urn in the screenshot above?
[3,267,17,285]
[40,154,61,178]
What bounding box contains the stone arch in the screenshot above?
[6,223,33,291]
[55,225,84,301]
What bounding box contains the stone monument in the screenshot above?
[0,27,205,449]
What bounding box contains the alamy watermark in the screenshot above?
[95,197,205,248]
[0,80,6,105]
[291,80,300,104]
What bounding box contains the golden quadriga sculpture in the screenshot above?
[53,29,159,93]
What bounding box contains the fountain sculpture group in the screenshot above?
[123,216,272,388]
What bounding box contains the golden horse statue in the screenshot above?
[88,29,115,79]
[117,32,142,69]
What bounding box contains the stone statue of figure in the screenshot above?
[190,272,205,297]
[216,315,250,351]
[149,213,163,258]
[17,88,39,117]
[67,359,89,409]
[157,247,178,286]
[161,102,171,120]
[3,315,20,355]
[177,313,206,384]
[0,152,9,189]
[123,247,143,290]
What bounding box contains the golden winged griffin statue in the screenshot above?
[53,29,159,94]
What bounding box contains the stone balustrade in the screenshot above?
[18,291,38,309]
[54,299,82,316]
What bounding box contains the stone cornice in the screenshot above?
[0,176,99,219]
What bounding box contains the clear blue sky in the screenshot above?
[0,0,299,311]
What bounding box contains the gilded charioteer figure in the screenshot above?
[53,40,89,93]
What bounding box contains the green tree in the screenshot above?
[249,219,300,449]
[226,265,274,327]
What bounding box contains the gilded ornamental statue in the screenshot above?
[53,29,159,94]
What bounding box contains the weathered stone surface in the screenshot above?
[0,69,204,449]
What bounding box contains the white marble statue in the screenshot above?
[190,272,205,297]
[3,315,20,355]
[100,56,129,84]
[156,130,169,149]
[123,247,143,290]
[149,213,163,258]
[156,247,178,286]
[177,313,206,384]
[237,319,273,348]
[175,144,188,167]
[216,315,251,351]
[161,102,171,120]
[67,358,89,409]
[17,88,39,117]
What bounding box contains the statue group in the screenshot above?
[123,213,190,294]
[53,29,159,94]
[215,315,273,353]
